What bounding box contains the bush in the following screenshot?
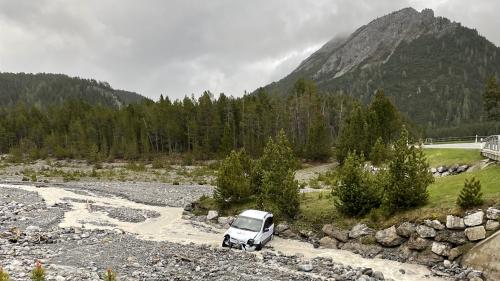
[151,158,164,169]
[125,162,145,172]
[457,177,483,209]
[333,152,381,217]
[382,128,433,213]
[0,267,10,281]
[31,260,45,281]
[104,268,117,281]
[214,150,252,208]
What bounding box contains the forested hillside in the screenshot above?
[0,80,358,161]
[0,72,145,109]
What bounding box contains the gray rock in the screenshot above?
[341,241,383,258]
[206,210,219,221]
[465,226,486,241]
[430,167,437,173]
[457,165,469,173]
[217,216,234,226]
[464,211,484,227]
[322,224,349,242]
[437,166,445,173]
[486,207,500,220]
[431,242,451,256]
[349,223,375,239]
[319,236,338,249]
[448,247,463,261]
[373,271,384,280]
[416,225,436,238]
[396,222,416,238]
[375,226,405,247]
[434,230,467,245]
[446,215,465,229]
[424,219,445,230]
[407,235,429,250]
[274,223,289,234]
[298,263,313,272]
[485,220,500,231]
[25,225,41,234]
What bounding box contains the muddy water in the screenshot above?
[1,184,447,281]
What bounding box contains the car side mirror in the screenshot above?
[264,227,269,232]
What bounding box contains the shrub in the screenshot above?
[31,260,45,281]
[457,177,483,209]
[333,152,381,217]
[125,162,145,172]
[214,150,252,208]
[151,158,164,169]
[370,137,388,165]
[104,268,117,281]
[0,267,10,281]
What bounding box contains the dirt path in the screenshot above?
[1,183,447,281]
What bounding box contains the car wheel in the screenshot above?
[255,243,262,251]
[222,235,230,247]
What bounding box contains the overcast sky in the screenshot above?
[0,0,499,100]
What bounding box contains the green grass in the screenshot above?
[424,148,483,167]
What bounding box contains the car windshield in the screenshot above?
[231,216,263,232]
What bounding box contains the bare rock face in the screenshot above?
[465,226,486,241]
[416,225,436,238]
[464,211,485,227]
[322,224,349,242]
[396,222,416,238]
[375,226,405,247]
[446,215,465,229]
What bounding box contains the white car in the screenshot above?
[222,209,274,251]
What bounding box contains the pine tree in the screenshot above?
[370,137,388,165]
[382,128,434,213]
[333,152,381,217]
[31,260,45,281]
[457,177,483,209]
[215,150,252,208]
[484,76,500,121]
[305,113,332,161]
[336,104,370,164]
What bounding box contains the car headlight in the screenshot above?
[247,239,254,246]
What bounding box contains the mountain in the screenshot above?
[0,72,146,109]
[263,8,500,129]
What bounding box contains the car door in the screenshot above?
[261,216,274,244]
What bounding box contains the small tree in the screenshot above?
[382,128,434,213]
[0,267,10,281]
[31,260,45,281]
[305,113,332,162]
[214,150,252,208]
[333,152,381,217]
[457,177,483,209]
[370,137,387,165]
[104,268,117,281]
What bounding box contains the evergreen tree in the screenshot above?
[457,177,483,209]
[333,152,381,217]
[336,104,369,164]
[484,76,500,121]
[214,150,252,208]
[368,89,401,145]
[305,113,332,161]
[31,260,45,281]
[370,137,388,166]
[382,128,434,213]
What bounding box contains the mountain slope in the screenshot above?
[0,72,146,108]
[263,8,500,128]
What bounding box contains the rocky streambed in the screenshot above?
[0,181,471,281]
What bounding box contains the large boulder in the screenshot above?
[396,222,416,238]
[218,216,234,226]
[424,219,445,230]
[486,207,500,220]
[274,223,290,235]
[434,230,468,245]
[319,236,338,249]
[465,226,486,241]
[431,242,451,256]
[349,223,375,239]
[457,165,469,173]
[322,224,349,242]
[448,247,464,261]
[485,220,500,231]
[464,211,485,227]
[341,241,383,258]
[375,226,405,247]
[446,215,465,229]
[206,210,219,221]
[416,225,436,238]
[415,251,444,266]
[407,235,430,250]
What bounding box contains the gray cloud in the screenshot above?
[0,0,498,100]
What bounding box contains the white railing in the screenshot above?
[482,135,500,152]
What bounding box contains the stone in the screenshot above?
[443,259,452,268]
[416,225,436,238]
[448,247,463,261]
[465,226,486,241]
[446,215,465,229]
[25,225,41,234]
[206,210,218,221]
[396,222,416,238]
[464,211,484,227]
[434,230,467,245]
[375,226,405,247]
[298,263,313,272]
[485,220,500,231]
[322,224,349,242]
[424,219,445,230]
[372,271,384,280]
[274,223,289,234]
[431,242,451,256]
[280,229,298,239]
[437,166,445,173]
[319,236,338,249]
[341,242,383,258]
[217,216,234,226]
[457,165,469,173]
[349,223,375,239]
[407,235,429,250]
[415,251,444,266]
[486,207,500,220]
[430,167,437,173]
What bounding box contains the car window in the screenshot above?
[264,217,273,228]
[231,216,263,232]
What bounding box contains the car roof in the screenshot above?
[239,209,271,220]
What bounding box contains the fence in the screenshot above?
[481,135,500,161]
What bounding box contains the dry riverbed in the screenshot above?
[0,178,453,281]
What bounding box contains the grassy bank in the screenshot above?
[424,148,483,167]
